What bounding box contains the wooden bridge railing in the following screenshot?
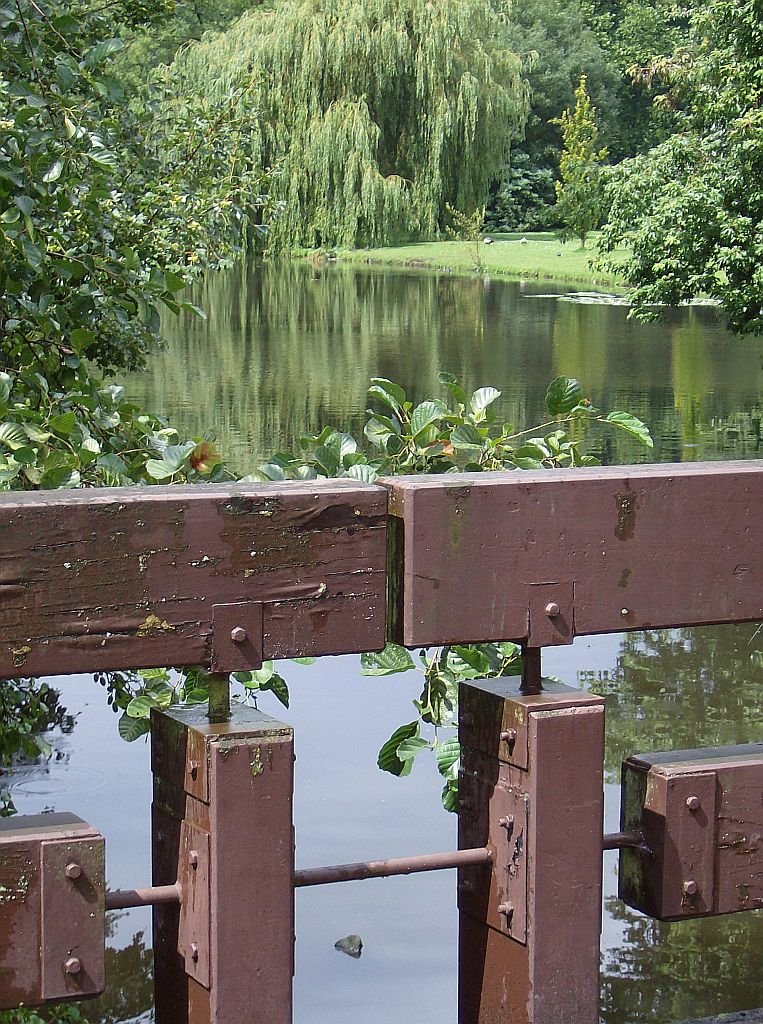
[1,461,762,1023]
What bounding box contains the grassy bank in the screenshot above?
[339,232,627,288]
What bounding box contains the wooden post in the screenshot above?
[151,701,294,1024]
[458,676,605,1024]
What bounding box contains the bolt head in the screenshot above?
[544,602,561,618]
[458,879,474,894]
[498,815,515,830]
[685,795,701,812]
[497,902,514,922]
[65,862,82,880]
[230,626,248,643]
[621,608,630,616]
[191,942,200,963]
[64,957,82,975]
[500,728,517,745]
[682,879,698,896]
[188,759,200,780]
[189,849,199,869]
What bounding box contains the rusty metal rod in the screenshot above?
[601,830,646,851]
[104,832,641,908]
[293,846,493,887]
[105,882,182,910]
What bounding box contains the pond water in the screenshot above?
[9,261,763,1024]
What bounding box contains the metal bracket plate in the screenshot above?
[177,821,211,988]
[212,601,264,673]
[458,769,528,944]
[528,582,574,646]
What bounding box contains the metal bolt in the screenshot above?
[621,608,629,616]
[498,815,515,830]
[230,626,247,643]
[544,602,560,618]
[64,957,82,975]
[686,795,701,812]
[188,759,200,780]
[682,879,698,896]
[500,728,517,745]
[498,902,514,923]
[65,862,82,880]
[191,943,199,963]
[459,879,474,894]
[189,850,199,870]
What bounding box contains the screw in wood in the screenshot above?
[685,795,701,812]
[459,879,474,894]
[500,728,517,745]
[544,602,560,617]
[498,815,515,830]
[621,608,629,616]
[230,626,248,643]
[65,862,82,880]
[191,943,199,963]
[682,879,698,896]
[64,957,82,975]
[188,759,200,780]
[189,850,199,869]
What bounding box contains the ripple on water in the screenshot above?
[7,762,106,798]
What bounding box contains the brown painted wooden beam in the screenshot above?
[0,480,387,679]
[383,461,763,647]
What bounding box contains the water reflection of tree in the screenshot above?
[583,624,763,783]
[86,926,153,1024]
[587,625,763,1023]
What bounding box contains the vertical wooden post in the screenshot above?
[151,702,294,1024]
[458,676,604,1024]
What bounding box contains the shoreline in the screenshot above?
[333,234,628,290]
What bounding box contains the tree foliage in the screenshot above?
[554,75,607,246]
[598,0,763,334]
[169,0,530,250]
[0,0,267,381]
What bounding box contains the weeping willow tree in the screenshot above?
[168,0,530,249]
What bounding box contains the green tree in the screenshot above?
[553,75,608,247]
[598,0,763,335]
[0,0,267,382]
[487,0,621,231]
[168,0,530,250]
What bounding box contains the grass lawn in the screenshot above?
[339,232,627,288]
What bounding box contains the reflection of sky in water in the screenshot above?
[9,628,762,1023]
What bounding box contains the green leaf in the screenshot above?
[42,159,64,183]
[118,713,150,742]
[441,778,459,813]
[365,416,397,448]
[48,411,77,437]
[450,424,485,452]
[346,462,377,482]
[262,672,289,708]
[435,738,460,780]
[468,387,501,420]
[368,378,406,415]
[604,411,654,448]
[361,643,415,676]
[0,373,11,405]
[84,37,124,65]
[126,694,158,718]
[0,423,27,450]
[396,735,429,761]
[377,721,418,776]
[410,400,446,438]
[292,657,316,665]
[145,458,177,480]
[545,377,584,416]
[438,372,468,405]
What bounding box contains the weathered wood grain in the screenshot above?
[383,461,763,646]
[0,480,386,679]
